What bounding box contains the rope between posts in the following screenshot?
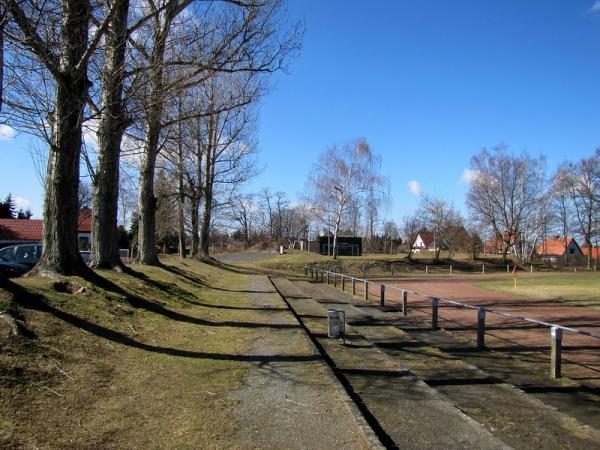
[306,267,600,341]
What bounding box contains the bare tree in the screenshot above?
[401,214,422,261]
[419,195,463,260]
[565,154,600,269]
[307,138,384,259]
[466,145,546,264]
[1,0,126,275]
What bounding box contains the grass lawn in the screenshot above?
[0,257,278,448]
[474,272,600,308]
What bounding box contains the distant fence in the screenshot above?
[304,266,600,379]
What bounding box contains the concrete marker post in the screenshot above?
[402,290,408,316]
[364,281,369,301]
[380,284,385,306]
[426,266,429,275]
[507,264,510,273]
[450,265,453,275]
[431,298,439,330]
[530,265,533,273]
[477,308,486,350]
[482,264,485,275]
[551,327,563,379]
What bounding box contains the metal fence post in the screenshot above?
[402,290,408,316]
[431,298,439,330]
[477,308,486,350]
[380,284,385,306]
[364,281,369,301]
[352,278,356,295]
[551,327,563,379]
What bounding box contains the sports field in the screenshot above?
[354,272,600,381]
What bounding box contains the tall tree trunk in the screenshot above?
[136,8,173,265]
[190,195,199,257]
[199,184,213,260]
[90,0,129,270]
[177,138,186,259]
[37,0,91,275]
[138,144,159,264]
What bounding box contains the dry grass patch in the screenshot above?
[0,257,277,449]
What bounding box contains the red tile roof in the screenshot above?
[582,246,600,259]
[416,231,435,248]
[78,209,92,233]
[0,210,93,242]
[0,219,43,241]
[536,237,577,257]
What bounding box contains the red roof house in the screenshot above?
[535,237,583,261]
[0,209,93,246]
[412,231,438,253]
[581,246,600,260]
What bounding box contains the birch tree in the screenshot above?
[307,138,383,259]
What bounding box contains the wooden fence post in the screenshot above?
[333,273,337,287]
[477,308,486,350]
[342,275,346,291]
[431,298,439,330]
[352,278,356,295]
[402,290,408,316]
[380,284,385,306]
[304,266,308,276]
[551,327,563,379]
[364,281,369,301]
[327,272,330,285]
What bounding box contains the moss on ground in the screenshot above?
[0,257,275,449]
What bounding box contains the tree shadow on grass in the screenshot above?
[3,279,317,363]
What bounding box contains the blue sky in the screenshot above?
[1,0,600,222]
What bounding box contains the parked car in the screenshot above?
[0,243,43,269]
[0,256,30,278]
[80,251,91,263]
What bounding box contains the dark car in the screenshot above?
[0,256,29,278]
[0,243,43,269]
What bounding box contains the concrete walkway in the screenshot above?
[226,274,380,449]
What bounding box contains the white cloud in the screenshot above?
[591,1,600,13]
[460,168,479,184]
[14,196,31,211]
[408,180,422,196]
[0,124,16,140]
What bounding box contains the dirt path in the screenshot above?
[360,276,600,381]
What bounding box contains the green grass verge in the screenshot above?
[474,272,600,308]
[0,257,276,448]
